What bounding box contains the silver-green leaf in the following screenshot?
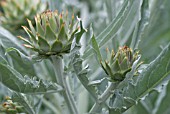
[0,63,63,94]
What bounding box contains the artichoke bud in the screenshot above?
[19,10,85,57]
[0,0,46,32]
[0,96,24,113]
[101,46,140,82]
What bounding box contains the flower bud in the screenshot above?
[101,46,140,81]
[0,0,46,31]
[19,10,85,57]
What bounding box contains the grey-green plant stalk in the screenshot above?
[51,56,78,114]
[90,82,119,113]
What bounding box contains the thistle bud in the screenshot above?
[19,10,85,57]
[0,0,46,31]
[0,96,24,113]
[101,46,140,82]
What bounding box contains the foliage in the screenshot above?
[0,0,170,114]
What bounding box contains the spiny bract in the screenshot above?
[19,10,86,57]
[101,46,141,82]
[0,0,46,31]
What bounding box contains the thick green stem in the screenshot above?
[51,56,78,114]
[90,82,118,113]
